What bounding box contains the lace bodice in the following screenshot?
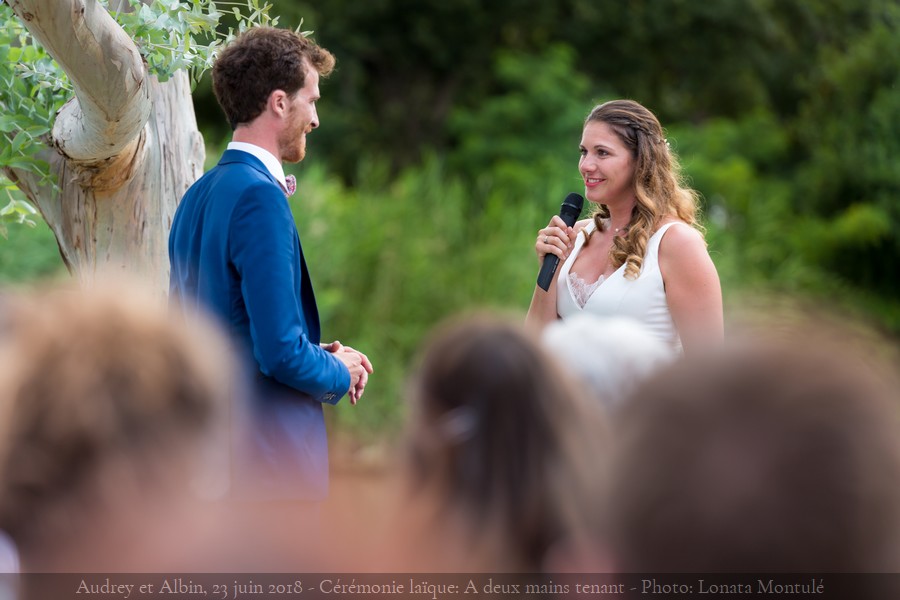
[567,272,605,309]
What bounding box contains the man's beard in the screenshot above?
[280,130,306,164]
[279,105,307,163]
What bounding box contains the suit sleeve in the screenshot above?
[229,183,350,404]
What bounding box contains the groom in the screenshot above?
[168,27,372,500]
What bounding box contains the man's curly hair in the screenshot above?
[212,27,335,129]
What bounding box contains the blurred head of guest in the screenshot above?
[0,279,235,571]
[607,326,900,573]
[397,313,608,572]
[542,314,674,410]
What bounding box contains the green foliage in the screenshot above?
[0,12,61,188]
[447,44,597,200]
[259,0,898,174]
[109,0,288,87]
[673,101,900,330]
[0,197,39,239]
[288,158,548,436]
[671,112,815,293]
[0,13,58,244]
[264,0,579,176]
[790,3,900,297]
[0,215,65,283]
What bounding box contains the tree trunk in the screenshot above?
[4,0,204,292]
[36,72,203,292]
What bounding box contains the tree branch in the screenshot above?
[7,0,151,162]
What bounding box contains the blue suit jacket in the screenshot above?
[168,150,350,500]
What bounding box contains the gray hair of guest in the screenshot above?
[542,314,674,410]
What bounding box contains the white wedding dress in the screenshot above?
[557,220,684,351]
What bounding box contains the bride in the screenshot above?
[526,99,723,354]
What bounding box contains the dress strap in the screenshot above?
[644,221,689,268]
[651,221,689,245]
[578,219,597,240]
[655,221,683,237]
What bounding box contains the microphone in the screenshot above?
[536,192,584,291]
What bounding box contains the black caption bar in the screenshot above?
[10,573,900,600]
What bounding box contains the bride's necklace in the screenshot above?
[606,218,625,234]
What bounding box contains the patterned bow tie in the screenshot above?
[284,174,297,197]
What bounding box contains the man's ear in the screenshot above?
[267,89,288,117]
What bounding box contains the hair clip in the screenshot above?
[439,406,477,444]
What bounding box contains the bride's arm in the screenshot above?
[658,224,724,353]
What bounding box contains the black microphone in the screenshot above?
[536,192,584,291]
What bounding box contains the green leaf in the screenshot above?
[10,131,27,154]
[4,159,40,171]
[22,125,49,137]
[0,116,16,133]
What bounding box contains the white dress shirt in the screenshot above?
[227,141,288,193]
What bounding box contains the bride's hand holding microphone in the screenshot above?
[536,216,575,267]
[535,192,584,291]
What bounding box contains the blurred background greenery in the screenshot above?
[2,0,898,439]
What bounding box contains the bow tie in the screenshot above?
[284,174,297,197]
